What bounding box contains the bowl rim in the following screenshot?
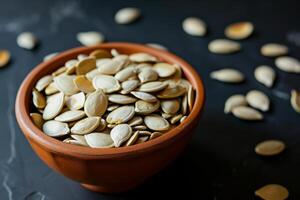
[15,42,205,159]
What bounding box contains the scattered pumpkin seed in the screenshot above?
[225,22,254,40]
[115,7,141,24]
[17,32,38,50]
[0,50,10,68]
[254,65,276,88]
[76,31,104,46]
[291,89,300,113]
[255,140,285,156]
[246,90,270,112]
[182,17,206,36]
[224,94,247,114]
[232,106,263,121]
[275,56,300,73]
[261,43,289,57]
[255,184,289,200]
[210,68,244,83]
[208,39,241,54]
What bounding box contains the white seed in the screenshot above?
[255,184,289,200]
[232,106,263,121]
[106,105,135,124]
[146,43,168,50]
[17,32,38,50]
[138,68,158,83]
[208,39,241,54]
[128,116,143,126]
[35,75,53,92]
[115,7,141,24]
[254,65,276,87]
[224,94,247,114]
[157,83,186,99]
[170,114,183,124]
[129,53,158,63]
[255,140,285,156]
[76,31,104,46]
[210,68,244,83]
[84,89,108,117]
[65,59,78,68]
[111,49,120,57]
[121,80,139,94]
[54,75,79,95]
[246,90,270,112]
[86,68,102,81]
[131,91,157,102]
[108,94,137,104]
[111,124,132,147]
[180,116,187,123]
[43,120,69,137]
[291,89,300,113]
[43,52,58,61]
[70,135,88,146]
[66,92,85,110]
[77,54,88,61]
[97,57,127,75]
[261,43,288,57]
[135,100,160,115]
[55,110,86,122]
[115,66,136,82]
[125,131,139,146]
[92,75,121,93]
[138,81,167,92]
[224,22,254,40]
[84,132,114,148]
[45,82,59,95]
[43,92,65,120]
[144,115,170,131]
[161,99,180,114]
[107,104,119,111]
[71,117,100,135]
[275,56,300,73]
[182,17,206,36]
[153,63,176,78]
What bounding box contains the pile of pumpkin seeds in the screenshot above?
[30,48,195,148]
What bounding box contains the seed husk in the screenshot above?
[65,92,85,110]
[32,89,46,109]
[232,106,263,121]
[43,92,65,120]
[30,113,44,129]
[111,124,132,147]
[224,22,254,40]
[208,39,241,54]
[153,63,176,78]
[76,31,104,46]
[128,116,143,126]
[131,91,157,103]
[54,75,79,95]
[43,120,69,137]
[254,65,276,88]
[84,89,108,117]
[35,75,53,92]
[161,99,180,114]
[89,49,111,59]
[106,105,135,124]
[125,131,139,146]
[0,50,10,68]
[144,114,170,131]
[149,132,163,140]
[291,89,300,113]
[71,117,100,135]
[157,84,186,99]
[255,140,285,156]
[17,32,38,50]
[129,53,158,62]
[261,43,289,57]
[275,56,300,73]
[224,94,247,114]
[246,90,270,112]
[121,80,139,94]
[135,100,160,115]
[45,82,59,95]
[182,17,206,36]
[76,57,96,75]
[92,75,121,93]
[138,81,167,92]
[255,184,289,200]
[108,94,137,104]
[210,68,244,83]
[170,114,183,124]
[84,132,114,148]
[138,68,158,83]
[115,7,141,24]
[55,110,86,122]
[115,66,136,82]
[73,75,95,93]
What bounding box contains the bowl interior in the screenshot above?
[16,42,205,158]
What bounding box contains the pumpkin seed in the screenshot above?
[73,75,95,93]
[138,131,152,136]
[69,135,88,146]
[107,104,119,111]
[108,94,137,104]
[32,89,46,109]
[135,136,148,144]
[153,63,176,78]
[188,85,194,111]
[115,7,141,24]
[65,59,78,68]
[135,100,160,114]
[71,117,100,135]
[224,22,254,40]
[106,105,135,124]
[30,113,44,129]
[111,124,132,147]
[157,84,186,99]
[181,94,188,115]
[182,17,206,36]
[54,75,79,95]
[86,68,102,81]
[84,89,108,117]
[255,140,285,156]
[43,120,69,137]
[92,75,121,93]
[131,91,157,102]
[246,90,270,112]
[208,39,241,54]
[275,56,300,73]
[128,116,143,126]
[146,43,168,51]
[121,80,139,94]
[94,118,107,132]
[224,94,247,114]
[162,112,173,119]
[52,66,67,76]
[133,125,147,130]
[161,99,180,114]
[115,66,136,82]
[137,68,158,83]
[55,110,86,122]
[76,31,104,46]
[255,184,289,200]
[97,58,125,75]
[261,43,289,57]
[65,92,85,110]
[144,115,170,131]
[138,81,167,92]
[43,92,65,120]
[180,116,187,123]
[35,75,53,92]
[254,65,276,88]
[84,132,114,148]
[76,57,96,75]
[125,131,139,146]
[0,50,10,68]
[149,132,163,140]
[129,53,158,62]
[232,106,263,121]
[45,82,59,95]
[78,54,88,61]
[210,68,244,83]
[111,49,120,57]
[17,32,37,50]
[291,89,300,113]
[170,114,183,124]
[89,49,111,59]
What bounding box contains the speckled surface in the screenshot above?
[0,0,299,199]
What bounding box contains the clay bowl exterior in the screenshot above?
[15,42,205,193]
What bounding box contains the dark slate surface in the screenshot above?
[0,0,299,199]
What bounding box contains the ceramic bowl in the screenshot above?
[15,42,205,193]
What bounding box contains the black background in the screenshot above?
[0,0,299,199]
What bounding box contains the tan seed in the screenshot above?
[232,106,263,121]
[210,68,244,83]
[291,89,300,113]
[89,49,111,59]
[76,57,96,75]
[208,39,241,54]
[73,75,95,93]
[0,50,10,68]
[84,132,114,148]
[43,120,69,137]
[261,43,289,57]
[84,89,108,117]
[161,99,180,114]
[135,100,160,115]
[170,114,183,124]
[255,184,289,200]
[32,89,46,109]
[149,132,163,140]
[71,117,100,135]
[144,114,170,131]
[255,140,285,156]
[111,124,132,147]
[225,22,254,40]
[30,113,44,129]
[45,82,59,95]
[181,94,188,115]
[224,94,247,114]
[157,84,186,99]
[52,66,67,76]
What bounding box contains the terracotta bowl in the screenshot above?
[15,42,205,193]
